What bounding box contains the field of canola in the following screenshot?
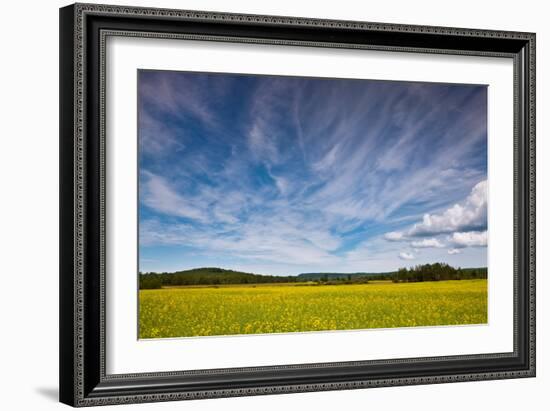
[139,279,487,339]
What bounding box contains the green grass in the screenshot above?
[139,279,487,339]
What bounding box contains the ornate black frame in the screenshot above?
[59,3,536,407]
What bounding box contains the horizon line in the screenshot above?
[139,264,489,276]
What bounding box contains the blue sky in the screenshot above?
[138,70,488,275]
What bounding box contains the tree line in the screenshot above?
[139,264,487,289]
[392,263,487,283]
[139,267,300,289]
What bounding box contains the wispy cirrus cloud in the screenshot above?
[140,171,209,223]
[138,71,488,274]
[139,70,227,129]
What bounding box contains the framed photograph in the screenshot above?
[59,3,536,407]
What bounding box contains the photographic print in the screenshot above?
[60,6,535,404]
[138,70,488,339]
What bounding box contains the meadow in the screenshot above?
[139,279,487,339]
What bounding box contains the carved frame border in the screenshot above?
[59,3,535,407]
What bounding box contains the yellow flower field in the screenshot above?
[139,279,487,339]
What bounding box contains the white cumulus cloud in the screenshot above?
[410,238,445,248]
[450,231,487,248]
[399,251,415,260]
[408,180,487,236]
[447,248,461,255]
[384,231,405,241]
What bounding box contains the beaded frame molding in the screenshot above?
[59,3,536,407]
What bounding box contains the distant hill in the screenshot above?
[139,267,299,289]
